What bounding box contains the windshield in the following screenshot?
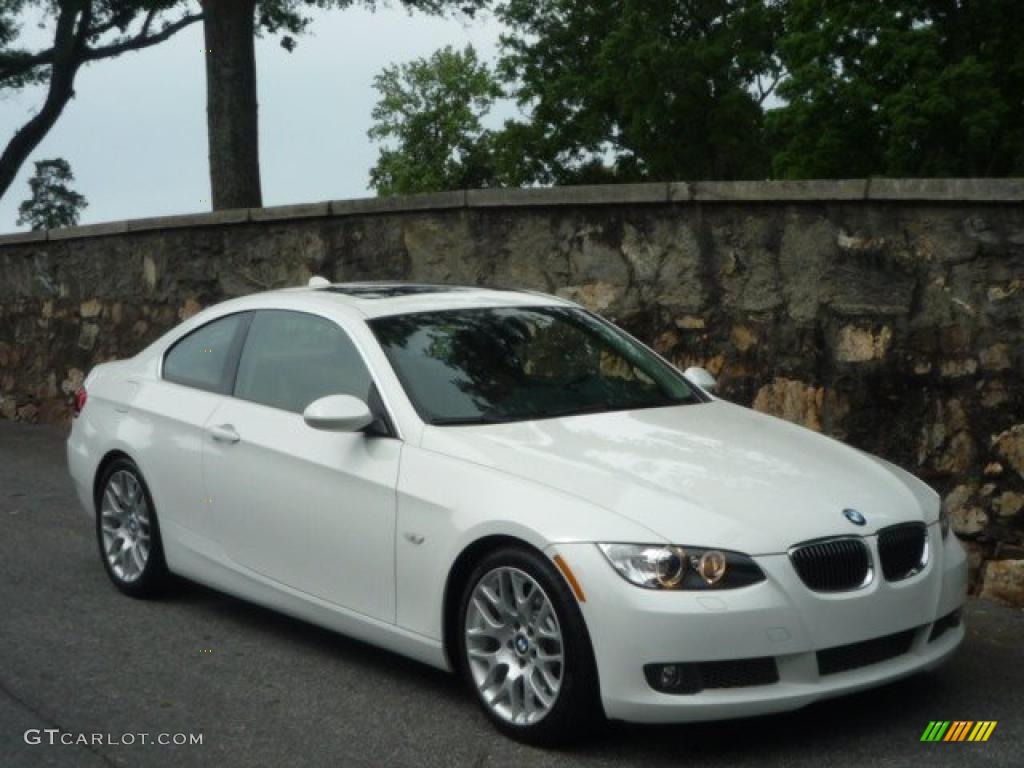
[369,306,701,425]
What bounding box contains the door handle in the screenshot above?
[208,424,240,444]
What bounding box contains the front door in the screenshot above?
[202,309,400,623]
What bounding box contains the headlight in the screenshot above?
[597,543,766,590]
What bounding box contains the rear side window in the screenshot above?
[234,310,373,414]
[163,313,248,393]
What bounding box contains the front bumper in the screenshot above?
[551,524,967,724]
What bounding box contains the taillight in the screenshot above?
[72,387,88,418]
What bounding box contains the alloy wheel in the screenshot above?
[464,566,565,725]
[100,469,151,583]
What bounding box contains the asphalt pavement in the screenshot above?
[1,420,1022,767]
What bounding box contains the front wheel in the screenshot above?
[457,546,602,745]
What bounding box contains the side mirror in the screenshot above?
[683,366,718,393]
[303,395,374,432]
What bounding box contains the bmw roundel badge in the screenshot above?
[843,508,867,526]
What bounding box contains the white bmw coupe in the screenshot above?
[67,281,967,744]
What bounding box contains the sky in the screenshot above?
[0,5,508,232]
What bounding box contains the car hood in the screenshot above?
[419,400,937,554]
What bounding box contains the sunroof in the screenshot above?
[319,284,475,300]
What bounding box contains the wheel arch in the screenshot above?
[440,534,598,682]
[441,534,533,671]
[92,449,135,512]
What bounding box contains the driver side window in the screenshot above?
[234,310,373,414]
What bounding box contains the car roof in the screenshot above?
[274,281,574,319]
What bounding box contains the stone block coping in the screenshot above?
[2,178,1021,246]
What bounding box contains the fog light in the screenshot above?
[698,550,727,585]
[644,662,700,694]
[659,664,680,689]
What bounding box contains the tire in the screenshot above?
[456,545,602,746]
[95,457,170,598]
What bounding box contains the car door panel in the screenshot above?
[200,309,401,623]
[202,399,400,621]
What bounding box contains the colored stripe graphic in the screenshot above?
[945,721,972,741]
[920,721,996,742]
[970,722,997,742]
[944,721,961,741]
[921,721,950,741]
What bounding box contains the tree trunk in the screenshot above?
[0,2,91,202]
[202,0,263,210]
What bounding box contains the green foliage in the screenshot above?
[369,0,1024,190]
[368,44,504,195]
[256,1,486,50]
[0,1,39,88]
[17,157,87,229]
[0,0,486,205]
[496,0,783,183]
[0,2,210,203]
[0,1,487,90]
[0,1,194,91]
[769,0,1024,177]
[368,1,784,190]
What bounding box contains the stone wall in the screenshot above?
[1,179,1022,602]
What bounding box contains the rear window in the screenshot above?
[163,313,248,393]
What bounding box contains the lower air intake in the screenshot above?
[645,657,780,695]
[817,628,917,676]
[929,609,962,642]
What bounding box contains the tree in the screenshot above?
[495,0,784,183]
[201,0,262,209]
[368,45,504,195]
[0,1,202,203]
[0,3,485,213]
[16,157,88,229]
[769,0,1024,178]
[202,0,486,210]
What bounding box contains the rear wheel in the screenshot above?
[96,458,170,597]
[457,546,601,745]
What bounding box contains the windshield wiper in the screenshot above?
[429,413,514,426]
[429,400,685,426]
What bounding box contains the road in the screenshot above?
[1,421,1021,767]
